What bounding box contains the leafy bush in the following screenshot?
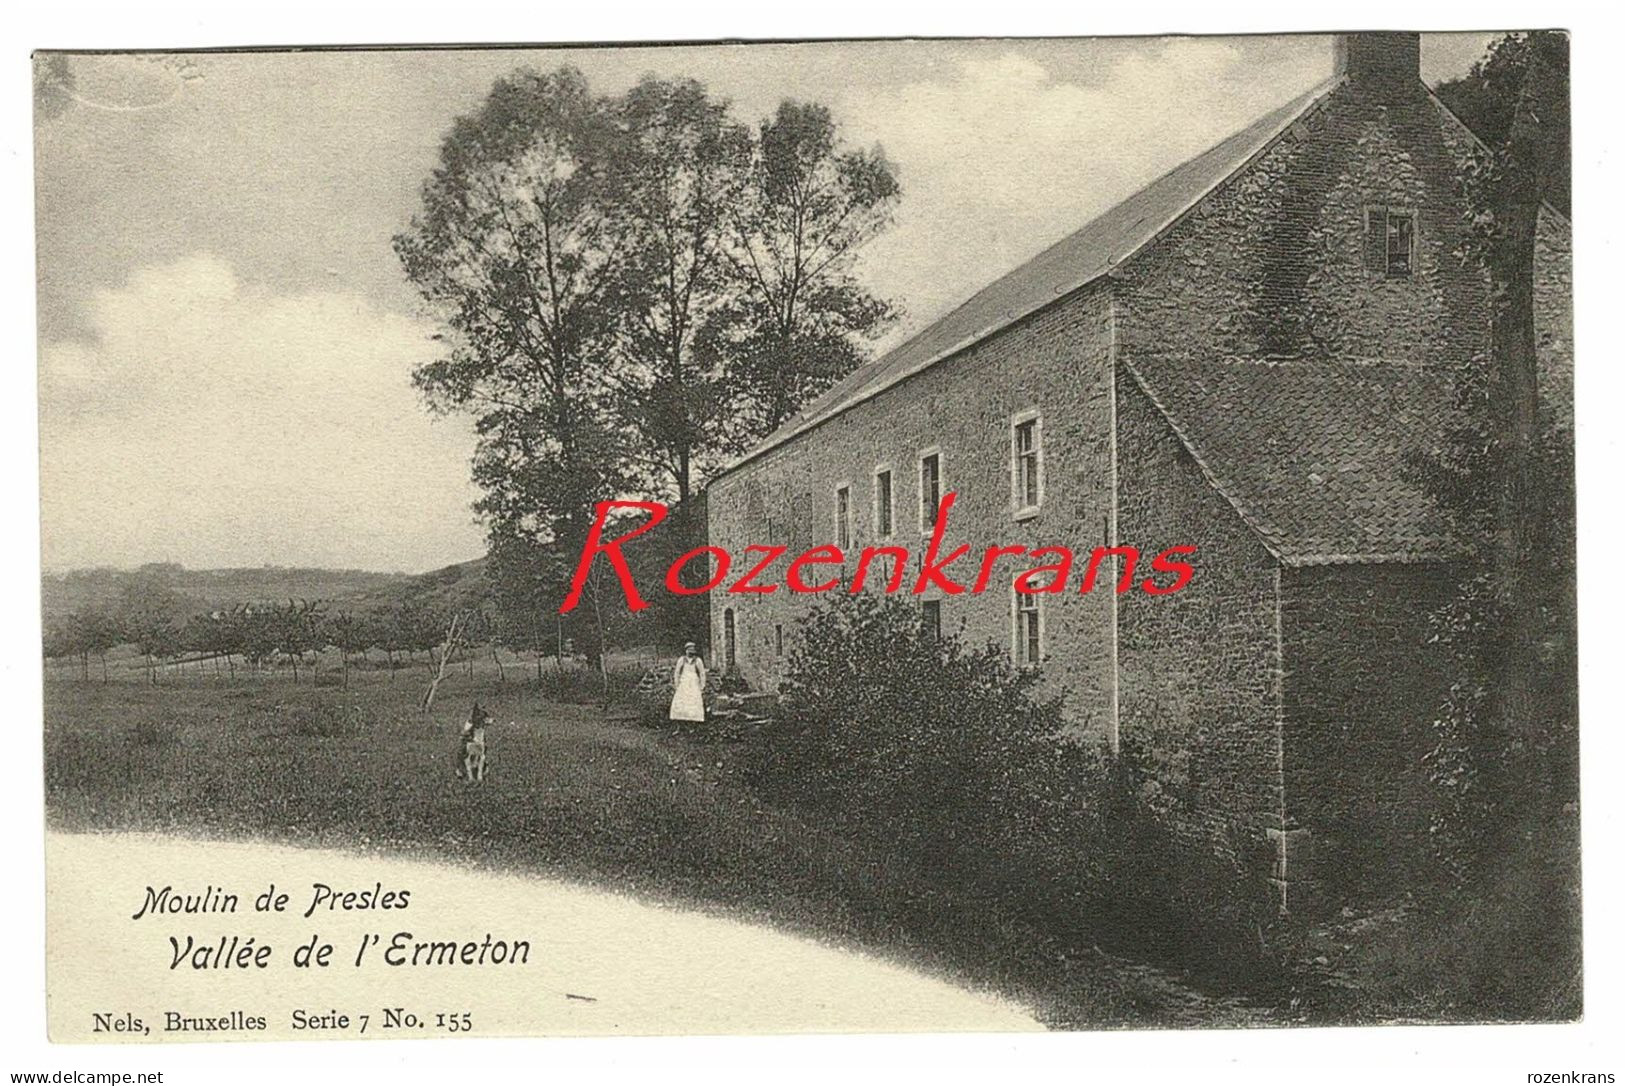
[1082,739,1283,983]
[534,660,645,706]
[748,593,1066,859]
[743,592,1283,980]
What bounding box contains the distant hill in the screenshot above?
[370,557,490,613]
[40,560,487,621]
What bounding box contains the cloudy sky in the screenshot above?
[34,33,1497,573]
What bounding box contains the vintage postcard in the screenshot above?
[34,30,1577,1043]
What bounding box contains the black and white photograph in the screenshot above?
[8,8,1615,1082]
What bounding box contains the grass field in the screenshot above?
[41,664,1268,1030]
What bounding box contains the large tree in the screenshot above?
[484,530,572,680]
[1429,32,1571,752]
[602,78,753,506]
[400,70,902,660]
[395,66,628,569]
[1437,34,1570,218]
[1419,36,1575,997]
[709,101,901,440]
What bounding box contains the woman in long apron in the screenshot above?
[669,641,707,723]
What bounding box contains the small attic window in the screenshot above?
[1364,206,1415,277]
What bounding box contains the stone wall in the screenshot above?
[1278,562,1457,907]
[1112,74,1490,371]
[701,41,1569,921]
[706,284,1118,739]
[1102,57,1518,914]
[1114,371,1285,878]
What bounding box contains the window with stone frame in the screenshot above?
[1364,205,1415,277]
[1013,590,1041,668]
[919,448,943,532]
[873,465,894,538]
[1010,409,1042,518]
[921,598,942,643]
[834,482,852,550]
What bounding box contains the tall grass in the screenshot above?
[533,660,648,706]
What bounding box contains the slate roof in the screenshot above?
[718,76,1342,474]
[1123,357,1461,564]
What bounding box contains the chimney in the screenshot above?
[1333,31,1422,89]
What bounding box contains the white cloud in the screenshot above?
[39,255,485,572]
[37,38,1482,573]
[839,40,1328,340]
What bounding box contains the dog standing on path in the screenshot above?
[457,702,490,783]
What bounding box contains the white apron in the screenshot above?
[669,656,707,722]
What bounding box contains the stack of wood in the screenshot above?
[632,662,670,705]
[707,690,778,727]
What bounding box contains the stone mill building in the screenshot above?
[702,32,1573,913]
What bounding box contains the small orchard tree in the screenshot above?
[237,605,278,676]
[272,599,325,683]
[81,609,122,682]
[45,607,121,680]
[210,609,246,680]
[399,600,449,673]
[378,605,423,677]
[42,617,77,676]
[115,578,189,686]
[325,610,375,688]
[181,613,225,679]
